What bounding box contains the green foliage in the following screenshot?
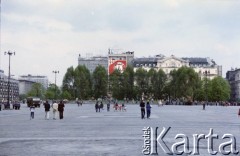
[210,76,230,101]
[62,65,92,100]
[109,69,123,99]
[109,66,136,100]
[61,65,230,102]
[122,66,135,99]
[44,83,60,100]
[62,66,75,99]
[61,90,72,100]
[168,67,201,101]
[92,65,108,99]
[27,83,45,98]
[74,65,92,99]
[152,69,167,99]
[135,68,149,98]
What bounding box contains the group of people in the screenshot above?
[140,100,152,119]
[113,103,126,111]
[29,100,65,120]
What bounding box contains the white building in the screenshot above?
[133,54,222,80]
[19,79,36,95]
[78,54,108,73]
[19,75,48,90]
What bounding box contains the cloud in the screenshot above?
[1,0,240,85]
[3,13,73,32]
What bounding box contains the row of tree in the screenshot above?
[24,65,231,103]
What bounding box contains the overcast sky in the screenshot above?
[0,0,240,86]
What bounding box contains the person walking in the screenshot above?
[203,101,206,110]
[52,101,58,120]
[146,102,152,119]
[58,100,65,119]
[30,105,35,120]
[100,102,104,111]
[107,102,110,112]
[140,100,145,119]
[44,100,50,120]
[95,101,99,112]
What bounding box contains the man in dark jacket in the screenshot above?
[140,100,145,119]
[95,102,99,112]
[58,100,65,119]
[44,100,50,120]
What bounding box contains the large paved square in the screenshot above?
[0,103,240,156]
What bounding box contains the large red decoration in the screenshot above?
[109,60,127,74]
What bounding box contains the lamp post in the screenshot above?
[4,51,15,109]
[52,70,59,100]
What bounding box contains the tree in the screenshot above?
[61,90,72,100]
[169,67,201,102]
[45,84,60,100]
[62,66,75,99]
[153,69,167,99]
[109,69,123,100]
[92,65,108,99]
[210,76,231,101]
[122,66,135,100]
[135,68,148,99]
[27,83,45,98]
[74,65,92,99]
[147,68,156,97]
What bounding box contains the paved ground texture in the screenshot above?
[0,103,240,156]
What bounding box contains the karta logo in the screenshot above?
[142,127,239,155]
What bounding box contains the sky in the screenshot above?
[0,0,240,86]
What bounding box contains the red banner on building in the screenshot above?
[109,60,127,74]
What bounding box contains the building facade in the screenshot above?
[78,50,134,74]
[0,70,19,102]
[226,68,240,101]
[19,79,36,95]
[133,54,222,80]
[18,75,48,90]
[78,54,108,73]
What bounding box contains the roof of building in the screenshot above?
[132,57,158,66]
[19,75,48,78]
[18,79,36,83]
[133,57,158,63]
[181,57,209,64]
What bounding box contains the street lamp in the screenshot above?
[52,70,59,100]
[4,51,15,109]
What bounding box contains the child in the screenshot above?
[30,105,35,120]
